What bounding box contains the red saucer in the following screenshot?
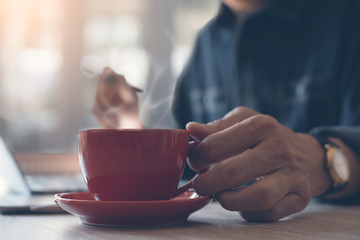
[54,191,212,227]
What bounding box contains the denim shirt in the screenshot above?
[173,0,360,156]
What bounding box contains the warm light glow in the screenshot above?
[0,0,218,152]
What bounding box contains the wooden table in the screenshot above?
[1,199,360,240]
[3,153,359,239]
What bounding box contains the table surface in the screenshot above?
[2,153,359,240]
[1,199,360,240]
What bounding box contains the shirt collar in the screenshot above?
[259,0,311,21]
[215,3,237,29]
[215,0,311,28]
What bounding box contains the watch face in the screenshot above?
[333,149,350,181]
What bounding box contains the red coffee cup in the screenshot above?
[78,129,195,201]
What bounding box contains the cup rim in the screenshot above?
[78,128,188,134]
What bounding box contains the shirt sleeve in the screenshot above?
[310,1,360,157]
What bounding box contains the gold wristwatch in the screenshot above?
[322,141,350,196]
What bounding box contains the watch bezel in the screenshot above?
[313,137,350,197]
[325,143,350,187]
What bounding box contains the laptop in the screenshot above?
[0,136,87,214]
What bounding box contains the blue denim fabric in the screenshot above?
[173,0,360,135]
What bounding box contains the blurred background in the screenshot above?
[0,0,218,153]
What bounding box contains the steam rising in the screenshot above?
[139,60,177,129]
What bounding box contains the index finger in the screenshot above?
[188,113,273,171]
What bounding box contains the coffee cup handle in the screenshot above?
[173,168,208,198]
[173,141,208,198]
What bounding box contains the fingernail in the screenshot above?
[185,122,195,129]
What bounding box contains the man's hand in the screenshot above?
[186,107,332,222]
[92,67,143,129]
